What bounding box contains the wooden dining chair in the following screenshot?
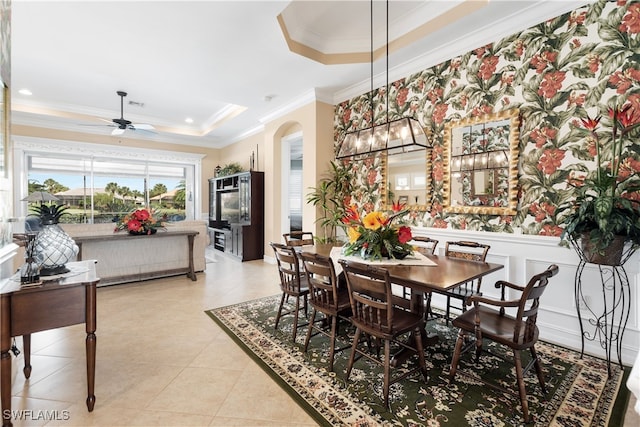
[427,240,490,324]
[298,251,352,372]
[412,236,439,256]
[283,231,315,247]
[339,259,429,408]
[449,264,559,424]
[270,242,309,342]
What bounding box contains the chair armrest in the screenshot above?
[494,280,526,292]
[466,294,520,308]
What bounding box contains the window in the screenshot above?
[15,138,203,224]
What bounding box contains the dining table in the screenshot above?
[305,244,504,297]
[303,243,505,364]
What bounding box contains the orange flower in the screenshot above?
[342,204,360,224]
[362,211,386,230]
[347,226,360,243]
[391,200,405,213]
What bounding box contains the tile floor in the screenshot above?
[3,251,639,426]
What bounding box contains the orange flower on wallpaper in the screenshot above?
[620,3,640,34]
[396,88,409,107]
[537,148,565,175]
[538,71,566,98]
[478,56,499,80]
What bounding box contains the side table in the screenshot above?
[0,260,99,427]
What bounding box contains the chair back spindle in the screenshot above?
[511,265,557,344]
[283,231,315,247]
[272,242,304,294]
[300,252,339,312]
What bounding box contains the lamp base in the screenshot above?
[39,265,70,276]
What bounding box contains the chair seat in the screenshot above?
[452,306,539,349]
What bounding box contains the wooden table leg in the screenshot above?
[85,284,96,412]
[187,234,197,281]
[1,298,13,427]
[22,334,31,379]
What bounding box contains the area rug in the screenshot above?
[205,295,630,427]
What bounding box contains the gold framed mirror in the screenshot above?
[382,147,431,212]
[443,109,520,215]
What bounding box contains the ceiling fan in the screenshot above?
[101,91,155,136]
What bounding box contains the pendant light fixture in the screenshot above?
[337,0,430,160]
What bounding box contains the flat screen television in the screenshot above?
[219,191,240,225]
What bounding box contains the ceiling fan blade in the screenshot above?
[112,128,126,136]
[132,124,155,130]
[79,123,115,127]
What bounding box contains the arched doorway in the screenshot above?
[281,131,303,233]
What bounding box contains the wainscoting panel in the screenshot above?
[413,227,640,366]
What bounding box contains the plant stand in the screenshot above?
[570,237,637,377]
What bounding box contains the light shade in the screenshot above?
[337,117,430,159]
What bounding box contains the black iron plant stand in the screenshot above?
[570,237,637,377]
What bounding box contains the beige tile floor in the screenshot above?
[3,251,639,426]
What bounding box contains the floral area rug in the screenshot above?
[205,295,630,427]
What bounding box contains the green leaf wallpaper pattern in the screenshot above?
[333,0,640,237]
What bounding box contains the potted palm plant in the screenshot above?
[306,161,353,244]
[560,102,640,265]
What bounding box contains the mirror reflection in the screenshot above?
[384,149,430,211]
[443,109,520,215]
[472,170,495,197]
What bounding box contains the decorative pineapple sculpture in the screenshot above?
[31,204,79,275]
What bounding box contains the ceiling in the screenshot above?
[9,0,592,149]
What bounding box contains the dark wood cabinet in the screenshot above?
[209,171,264,261]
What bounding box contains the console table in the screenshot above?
[0,260,99,427]
[73,230,198,285]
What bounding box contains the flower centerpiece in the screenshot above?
[342,202,414,260]
[560,102,640,265]
[114,208,164,235]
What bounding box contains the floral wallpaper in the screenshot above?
[333,0,640,237]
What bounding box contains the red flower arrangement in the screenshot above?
[114,208,163,235]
